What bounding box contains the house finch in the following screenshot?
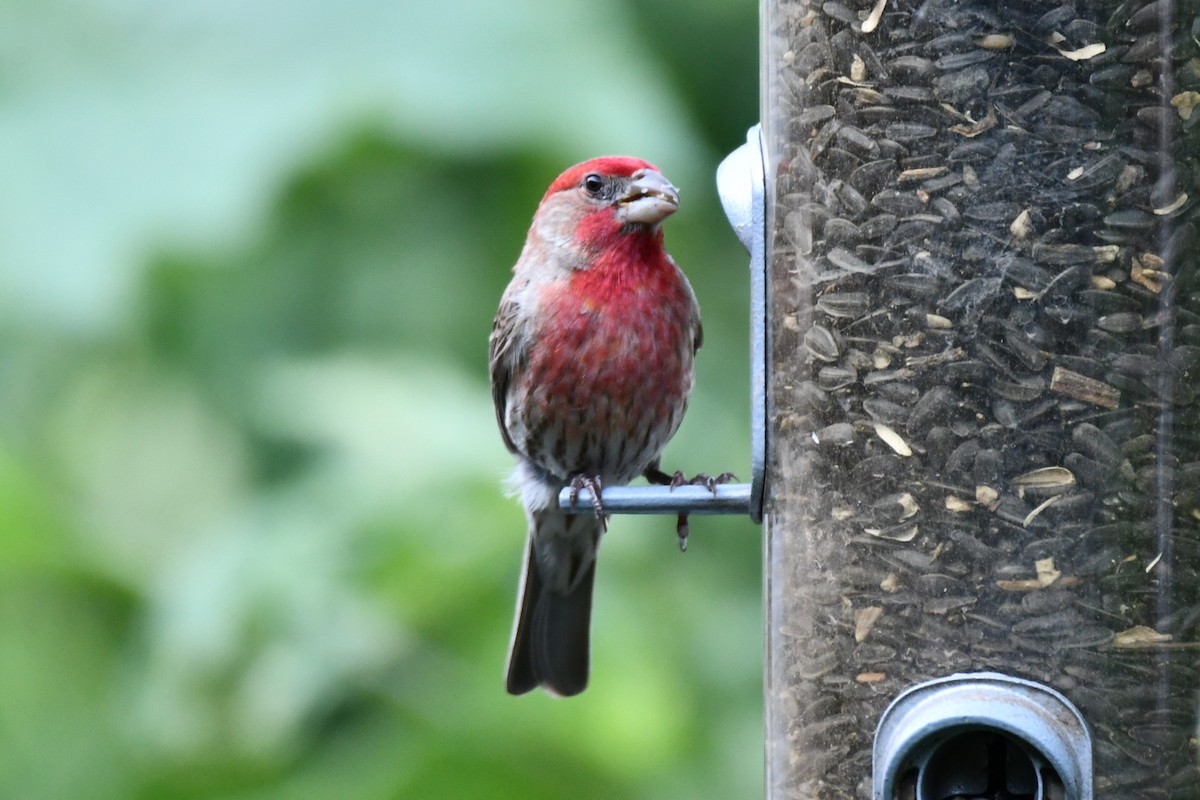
[490,156,702,696]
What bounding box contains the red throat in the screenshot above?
[568,227,671,301]
[572,205,665,253]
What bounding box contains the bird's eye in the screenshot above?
[582,173,605,195]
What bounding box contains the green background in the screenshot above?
[0,1,763,797]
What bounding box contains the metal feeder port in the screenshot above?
[872,673,1091,800]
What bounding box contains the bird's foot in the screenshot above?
[567,474,608,531]
[643,464,739,552]
[642,463,675,487]
[671,471,740,494]
[646,466,739,493]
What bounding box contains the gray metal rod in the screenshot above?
[558,483,752,516]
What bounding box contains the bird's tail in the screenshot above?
[506,507,601,697]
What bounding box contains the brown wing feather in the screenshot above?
[668,254,703,354]
[489,288,523,454]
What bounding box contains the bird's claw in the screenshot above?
[642,465,739,552]
[675,512,689,553]
[669,471,739,496]
[568,474,608,530]
[670,473,737,553]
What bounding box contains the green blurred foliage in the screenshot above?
[0,1,761,798]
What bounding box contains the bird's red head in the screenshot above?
[542,157,660,201]
[533,157,680,252]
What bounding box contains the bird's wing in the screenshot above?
[675,255,703,354]
[489,285,524,455]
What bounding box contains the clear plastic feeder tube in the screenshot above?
[763,0,1200,796]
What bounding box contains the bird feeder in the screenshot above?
[565,0,1200,796]
[754,0,1200,797]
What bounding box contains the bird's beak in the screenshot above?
[617,169,680,225]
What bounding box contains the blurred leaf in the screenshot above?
[47,362,249,583]
[0,579,134,800]
[131,509,404,764]
[0,449,70,571]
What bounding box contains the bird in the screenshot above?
[489,156,703,696]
